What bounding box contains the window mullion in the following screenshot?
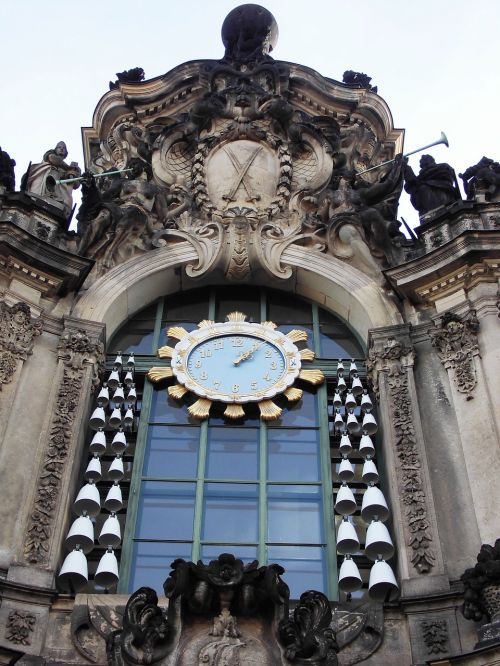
[192,420,208,562]
[258,420,267,565]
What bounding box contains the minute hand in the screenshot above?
[233,340,263,365]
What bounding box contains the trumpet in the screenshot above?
[356,132,449,175]
[51,168,134,186]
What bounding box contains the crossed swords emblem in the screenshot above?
[222,145,263,205]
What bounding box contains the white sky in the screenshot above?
[3,0,500,230]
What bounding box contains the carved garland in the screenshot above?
[24,331,104,564]
[0,301,43,389]
[368,338,436,573]
[6,610,36,646]
[420,619,449,655]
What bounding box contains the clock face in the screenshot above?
[171,321,301,403]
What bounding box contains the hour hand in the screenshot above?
[233,341,261,365]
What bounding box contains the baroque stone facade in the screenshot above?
[0,4,499,666]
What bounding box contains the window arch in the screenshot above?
[91,287,372,599]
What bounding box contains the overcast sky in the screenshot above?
[3,0,499,229]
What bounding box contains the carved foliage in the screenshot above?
[430,311,480,399]
[6,610,36,646]
[278,591,338,665]
[368,337,436,573]
[24,330,104,564]
[420,619,449,655]
[119,588,170,665]
[0,301,43,388]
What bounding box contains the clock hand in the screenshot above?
[233,340,263,365]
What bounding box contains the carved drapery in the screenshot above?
[430,311,480,400]
[23,330,104,564]
[0,300,43,388]
[368,336,436,574]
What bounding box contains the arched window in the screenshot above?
[91,287,371,599]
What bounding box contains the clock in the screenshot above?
[147,311,324,420]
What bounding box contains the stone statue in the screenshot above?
[404,154,461,216]
[459,156,500,201]
[221,4,278,62]
[342,70,378,93]
[109,67,145,91]
[22,141,81,216]
[0,147,16,193]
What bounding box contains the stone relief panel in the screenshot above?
[0,301,43,389]
[420,619,449,656]
[430,311,480,400]
[368,335,436,574]
[6,610,37,646]
[24,330,104,564]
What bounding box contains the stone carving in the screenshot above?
[342,71,377,93]
[22,141,81,216]
[278,591,338,665]
[0,301,43,389]
[332,603,384,666]
[460,156,500,202]
[368,337,436,573]
[404,154,461,217]
[24,330,103,563]
[0,146,16,193]
[6,610,36,646]
[109,67,145,90]
[461,539,500,623]
[420,619,449,655]
[221,4,278,62]
[430,311,480,399]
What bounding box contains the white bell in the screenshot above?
[58,548,88,592]
[336,376,347,393]
[111,429,127,454]
[362,459,379,484]
[123,408,134,427]
[112,385,125,405]
[334,410,344,431]
[108,407,122,429]
[126,353,135,369]
[361,486,389,523]
[344,391,357,410]
[338,556,362,592]
[94,549,119,589]
[360,391,373,412]
[124,371,134,387]
[362,413,378,435]
[364,521,395,561]
[351,375,363,395]
[359,434,375,458]
[99,514,121,547]
[368,560,398,602]
[346,411,360,434]
[113,353,123,369]
[73,483,101,517]
[97,384,109,407]
[126,385,137,406]
[337,519,360,555]
[89,407,106,431]
[349,360,358,375]
[89,429,107,456]
[334,484,357,516]
[104,483,123,512]
[338,458,354,482]
[337,360,345,377]
[85,456,102,481]
[108,456,124,481]
[339,433,352,455]
[333,392,342,408]
[107,370,120,390]
[65,515,94,553]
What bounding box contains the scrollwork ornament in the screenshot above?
[368,336,436,573]
[0,301,43,389]
[430,311,480,399]
[58,329,105,387]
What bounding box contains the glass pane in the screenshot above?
[203,484,258,542]
[319,327,363,359]
[267,485,323,544]
[110,323,155,354]
[136,481,195,540]
[159,321,198,347]
[277,324,314,349]
[206,427,259,480]
[268,429,320,481]
[201,544,258,565]
[164,290,210,321]
[268,545,326,598]
[130,541,192,594]
[216,287,260,322]
[267,293,312,324]
[273,390,317,427]
[150,390,191,424]
[144,426,199,478]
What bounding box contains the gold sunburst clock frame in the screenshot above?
[147,311,324,421]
